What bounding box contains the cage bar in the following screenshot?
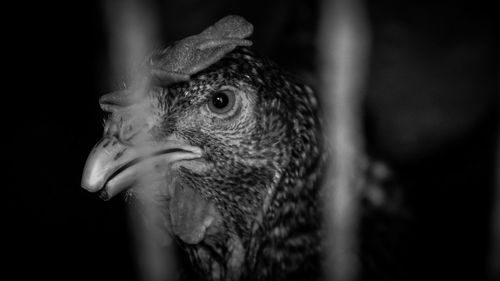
[319,0,370,280]
[102,1,176,280]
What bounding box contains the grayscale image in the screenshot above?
[6,1,498,281]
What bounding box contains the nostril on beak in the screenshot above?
[118,124,136,145]
[116,118,150,145]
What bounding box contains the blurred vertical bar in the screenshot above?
[104,0,158,84]
[318,0,370,280]
[102,1,176,281]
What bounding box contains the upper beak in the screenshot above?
[81,137,202,200]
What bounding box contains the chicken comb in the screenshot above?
[149,15,254,86]
[100,15,253,112]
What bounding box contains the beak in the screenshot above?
[81,137,202,200]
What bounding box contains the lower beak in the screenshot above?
[81,137,202,200]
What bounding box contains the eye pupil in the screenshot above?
[212,92,229,109]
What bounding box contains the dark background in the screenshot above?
[5,0,498,280]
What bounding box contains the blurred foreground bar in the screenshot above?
[103,1,176,281]
[319,0,370,280]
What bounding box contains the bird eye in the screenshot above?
[208,90,236,115]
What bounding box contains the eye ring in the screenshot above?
[208,90,236,115]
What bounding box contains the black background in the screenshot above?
[5,0,498,280]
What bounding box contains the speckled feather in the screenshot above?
[150,46,326,281]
